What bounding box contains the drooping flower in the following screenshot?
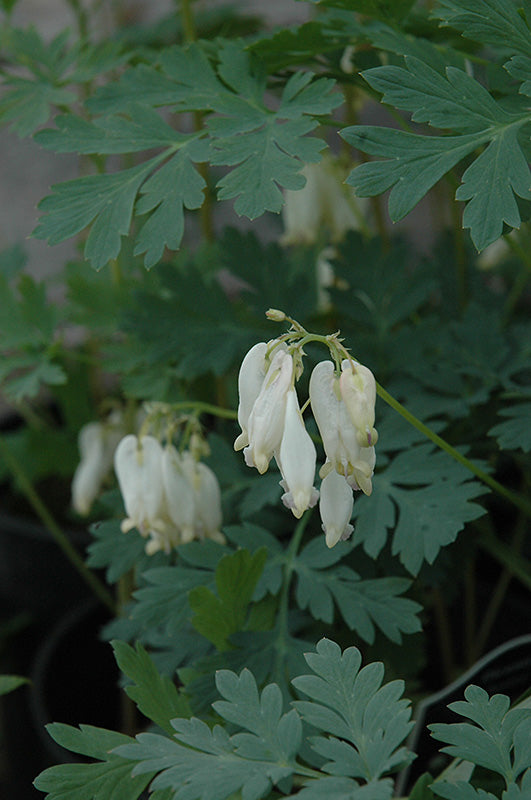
[277,387,319,518]
[309,359,377,496]
[281,156,367,246]
[72,415,123,515]
[242,347,293,474]
[161,444,196,544]
[233,341,269,452]
[339,359,378,448]
[187,457,225,543]
[319,467,354,548]
[114,434,166,539]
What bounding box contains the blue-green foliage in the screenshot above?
[341,1,531,251]
[32,42,340,269]
[34,647,531,800]
[430,685,531,799]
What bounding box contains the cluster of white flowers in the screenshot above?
[234,329,378,548]
[114,434,224,555]
[72,404,223,555]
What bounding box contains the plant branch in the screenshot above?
[375,382,531,519]
[273,512,311,684]
[472,513,527,660]
[0,435,116,614]
[171,401,238,420]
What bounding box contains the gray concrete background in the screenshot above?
[0,0,310,280]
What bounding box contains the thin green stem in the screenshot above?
[464,555,477,667]
[171,401,237,420]
[267,312,531,518]
[432,586,455,684]
[501,233,531,324]
[65,0,89,39]
[0,436,116,614]
[376,382,531,519]
[179,0,196,43]
[478,532,531,593]
[273,513,312,684]
[449,179,467,309]
[502,263,531,324]
[472,514,527,660]
[176,0,215,242]
[110,258,123,287]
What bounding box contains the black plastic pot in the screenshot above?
[0,512,91,626]
[2,599,119,799]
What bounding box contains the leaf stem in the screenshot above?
[0,435,116,614]
[432,586,455,685]
[179,0,196,43]
[472,512,527,660]
[65,0,90,39]
[273,513,311,684]
[477,531,531,593]
[375,382,531,519]
[170,401,238,420]
[267,312,531,519]
[501,232,531,324]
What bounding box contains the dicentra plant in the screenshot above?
[0,0,530,798]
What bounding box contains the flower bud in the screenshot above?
[265,308,286,321]
[319,468,354,548]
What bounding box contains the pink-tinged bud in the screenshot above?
[265,308,286,321]
[244,348,293,474]
[319,468,354,548]
[339,359,377,448]
[277,388,318,519]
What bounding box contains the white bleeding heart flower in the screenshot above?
[281,156,367,246]
[277,387,319,519]
[234,341,269,452]
[309,359,376,496]
[114,434,166,538]
[161,445,196,544]
[72,415,123,515]
[243,347,293,474]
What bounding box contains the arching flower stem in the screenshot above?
[266,309,531,520]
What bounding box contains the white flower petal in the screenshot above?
[319,468,354,548]
[309,360,340,463]
[161,445,196,541]
[194,461,223,540]
[340,359,377,447]
[245,348,293,474]
[234,341,268,451]
[114,434,164,534]
[278,388,318,518]
[71,422,106,515]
